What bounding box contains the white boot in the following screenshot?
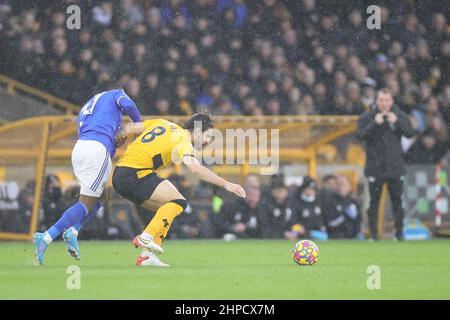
[132,234,163,255]
[136,250,169,267]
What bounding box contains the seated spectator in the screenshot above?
[108,185,154,240]
[289,176,327,240]
[321,174,338,190]
[406,129,448,164]
[16,180,37,233]
[319,174,339,206]
[322,175,361,239]
[258,174,294,239]
[217,175,261,239]
[172,204,218,239]
[41,174,63,231]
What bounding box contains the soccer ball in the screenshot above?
[292,240,319,266]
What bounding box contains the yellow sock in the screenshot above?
[144,201,184,246]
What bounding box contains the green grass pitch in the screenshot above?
[1,239,449,299]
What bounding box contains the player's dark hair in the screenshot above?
[93,74,122,94]
[183,113,213,132]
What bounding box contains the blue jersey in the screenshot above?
[77,89,142,157]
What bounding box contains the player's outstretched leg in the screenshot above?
[63,200,103,260]
[133,180,187,266]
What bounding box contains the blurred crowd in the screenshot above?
[0,0,450,163]
[0,0,449,234]
[170,173,361,241]
[0,0,449,164]
[0,0,448,116]
[1,172,361,240]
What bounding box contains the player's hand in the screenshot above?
[374,113,385,125]
[387,112,398,124]
[127,122,145,137]
[224,182,246,198]
[115,133,127,147]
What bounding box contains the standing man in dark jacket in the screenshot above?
[358,88,415,240]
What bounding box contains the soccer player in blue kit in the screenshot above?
[33,87,145,265]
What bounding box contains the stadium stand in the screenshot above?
[0,0,449,240]
[0,1,448,119]
[0,76,67,121]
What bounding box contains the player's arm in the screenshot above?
[116,92,142,122]
[182,156,246,198]
[115,92,145,132]
[115,121,148,146]
[114,93,146,146]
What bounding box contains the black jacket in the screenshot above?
[292,198,325,234]
[405,138,448,165]
[258,196,294,239]
[217,198,260,239]
[321,192,361,239]
[358,105,415,178]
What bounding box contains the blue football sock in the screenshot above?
[47,202,88,240]
[73,201,102,232]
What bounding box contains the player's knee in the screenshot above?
[170,198,188,211]
[79,194,98,212]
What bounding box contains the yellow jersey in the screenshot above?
[117,119,194,177]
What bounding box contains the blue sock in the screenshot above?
[73,201,102,232]
[47,202,88,240]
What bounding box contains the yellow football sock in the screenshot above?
[144,201,184,246]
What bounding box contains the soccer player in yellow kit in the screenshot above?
[112,113,246,266]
